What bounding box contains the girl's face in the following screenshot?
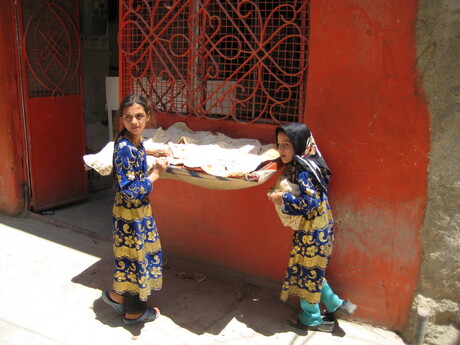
[121,103,150,137]
[277,131,296,164]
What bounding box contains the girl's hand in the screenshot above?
[147,144,172,157]
[268,191,284,205]
[148,157,170,183]
[153,157,170,174]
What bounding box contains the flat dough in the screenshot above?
[84,122,279,178]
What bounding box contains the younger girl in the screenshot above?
[102,94,169,325]
[268,123,356,333]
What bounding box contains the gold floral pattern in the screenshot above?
[112,138,162,301]
[280,169,334,304]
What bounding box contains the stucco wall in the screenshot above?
[403,1,460,344]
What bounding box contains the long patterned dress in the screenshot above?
[112,138,163,300]
[279,165,334,304]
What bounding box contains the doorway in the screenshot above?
[16,0,90,211]
[14,0,120,211]
[79,0,119,192]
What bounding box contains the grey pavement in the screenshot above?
[0,189,407,345]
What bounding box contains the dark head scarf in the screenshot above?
[276,123,332,194]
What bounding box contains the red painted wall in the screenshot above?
[151,0,429,331]
[0,1,26,215]
[306,0,429,329]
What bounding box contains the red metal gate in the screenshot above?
[119,0,309,125]
[17,0,88,211]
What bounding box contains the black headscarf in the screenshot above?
[276,123,332,194]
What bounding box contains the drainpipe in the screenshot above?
[413,307,429,345]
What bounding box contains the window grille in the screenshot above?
[120,0,309,124]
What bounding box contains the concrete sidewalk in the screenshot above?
[0,193,407,345]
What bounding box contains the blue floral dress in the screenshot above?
[279,165,334,304]
[112,138,163,300]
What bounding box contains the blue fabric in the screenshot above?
[112,138,163,301]
[276,124,344,324]
[298,300,322,326]
[280,168,335,304]
[297,283,344,326]
[321,282,343,312]
[281,170,329,216]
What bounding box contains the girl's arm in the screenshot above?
[281,171,322,216]
[114,144,153,201]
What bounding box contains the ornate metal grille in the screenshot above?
[120,0,309,124]
[21,0,80,98]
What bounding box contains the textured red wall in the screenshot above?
[306,0,429,329]
[0,1,26,215]
[151,0,429,331]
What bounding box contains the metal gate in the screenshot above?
[119,0,309,125]
[17,0,88,211]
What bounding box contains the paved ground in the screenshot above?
[0,190,407,345]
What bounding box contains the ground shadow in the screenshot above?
[72,256,347,339]
[332,320,347,337]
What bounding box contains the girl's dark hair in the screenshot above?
[114,94,153,144]
[112,94,152,187]
[275,123,311,156]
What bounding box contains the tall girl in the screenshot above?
[102,94,169,325]
[268,123,356,333]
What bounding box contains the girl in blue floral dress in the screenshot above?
[268,123,357,333]
[102,94,169,325]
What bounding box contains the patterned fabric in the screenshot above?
[112,138,162,301]
[280,167,334,304]
[294,133,332,194]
